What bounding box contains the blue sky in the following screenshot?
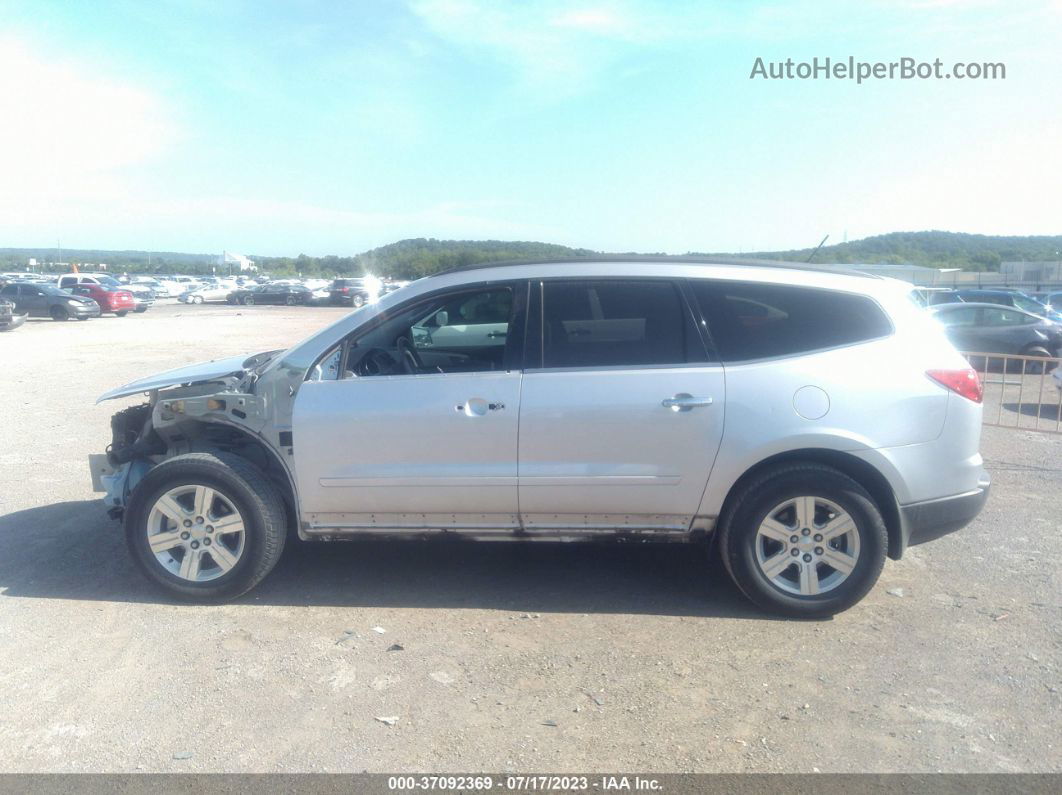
[1,0,1059,256]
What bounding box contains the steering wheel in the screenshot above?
[396,336,423,374]
[357,347,398,376]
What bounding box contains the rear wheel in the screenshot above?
[285,294,296,306]
[124,452,287,602]
[352,294,365,308]
[49,306,68,321]
[718,463,887,618]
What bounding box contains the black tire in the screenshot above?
[124,452,287,602]
[1021,346,1054,374]
[243,296,254,306]
[76,315,90,321]
[116,310,129,317]
[717,463,887,618]
[50,305,68,321]
[352,294,365,308]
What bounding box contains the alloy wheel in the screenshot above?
[146,485,246,582]
[753,496,860,596]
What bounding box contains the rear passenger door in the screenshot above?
[975,307,1040,353]
[517,279,724,532]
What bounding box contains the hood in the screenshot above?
[96,350,278,403]
[61,292,98,305]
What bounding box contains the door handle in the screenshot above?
[662,393,713,412]
[455,398,505,416]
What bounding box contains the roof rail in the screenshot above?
[428,254,881,279]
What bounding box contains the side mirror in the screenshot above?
[436,310,449,327]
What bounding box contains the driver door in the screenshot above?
[292,281,527,532]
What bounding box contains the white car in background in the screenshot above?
[138,277,183,298]
[180,282,237,304]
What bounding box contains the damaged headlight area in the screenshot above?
[90,374,276,519]
[89,402,166,516]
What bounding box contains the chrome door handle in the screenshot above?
[662,393,714,412]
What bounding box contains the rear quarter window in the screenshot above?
[690,280,892,362]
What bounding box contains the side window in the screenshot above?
[0,285,16,296]
[691,281,892,362]
[59,276,76,288]
[541,280,697,368]
[984,308,1029,326]
[345,286,516,377]
[928,292,959,305]
[937,307,979,327]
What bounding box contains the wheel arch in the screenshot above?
[715,448,904,560]
[146,420,299,537]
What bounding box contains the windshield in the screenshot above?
[1012,294,1048,313]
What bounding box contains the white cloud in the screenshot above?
[0,37,177,223]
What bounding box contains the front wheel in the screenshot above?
[352,294,365,308]
[717,463,887,618]
[76,315,90,321]
[124,452,287,602]
[49,306,69,321]
[1021,347,1055,374]
[115,310,129,317]
[243,296,254,306]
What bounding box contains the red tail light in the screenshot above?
[926,368,983,403]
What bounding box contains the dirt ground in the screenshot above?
[0,303,1059,773]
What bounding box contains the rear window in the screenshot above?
[690,280,892,362]
[541,280,703,368]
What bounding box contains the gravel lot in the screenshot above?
[0,303,1059,773]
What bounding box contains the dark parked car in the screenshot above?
[0,282,101,321]
[227,283,312,306]
[329,278,370,307]
[930,302,1062,370]
[1031,291,1062,311]
[928,289,1062,323]
[0,296,26,331]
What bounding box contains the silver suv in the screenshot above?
[91,259,990,616]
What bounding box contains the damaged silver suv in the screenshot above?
[93,259,990,616]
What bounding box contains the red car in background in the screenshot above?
[69,284,136,316]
